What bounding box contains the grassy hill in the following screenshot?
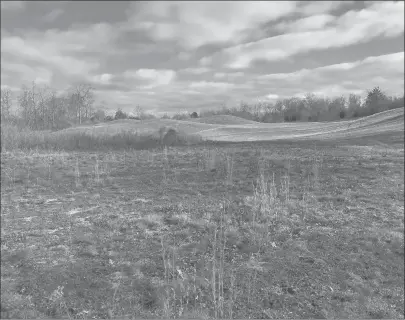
[60,108,404,144]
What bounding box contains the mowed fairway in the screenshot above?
[1,109,404,319]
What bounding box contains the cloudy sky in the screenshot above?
[1,1,404,115]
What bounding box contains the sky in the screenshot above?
[1,1,404,115]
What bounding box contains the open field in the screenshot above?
[1,109,404,319]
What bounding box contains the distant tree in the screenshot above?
[1,88,12,121]
[105,115,114,121]
[91,109,105,122]
[141,112,157,120]
[134,105,144,119]
[114,108,127,120]
[239,101,249,113]
[172,112,189,120]
[388,95,404,110]
[326,96,346,120]
[365,86,389,115]
[303,93,328,121]
[67,83,94,125]
[190,111,199,118]
[347,93,362,118]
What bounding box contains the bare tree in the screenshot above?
[1,88,13,121]
[18,82,38,129]
[36,85,52,130]
[134,105,144,119]
[68,83,94,124]
[347,93,362,117]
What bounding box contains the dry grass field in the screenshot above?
[1,109,404,319]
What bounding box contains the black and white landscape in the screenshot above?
[1,1,404,319]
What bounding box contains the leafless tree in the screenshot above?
[68,83,94,124]
[18,82,37,129]
[1,87,13,120]
[134,105,144,119]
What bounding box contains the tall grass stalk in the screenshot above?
[225,152,234,186]
[75,158,80,188]
[94,158,101,185]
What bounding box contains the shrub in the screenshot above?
[114,109,127,120]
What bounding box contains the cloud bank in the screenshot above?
[1,1,403,113]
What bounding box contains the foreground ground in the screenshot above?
[1,138,404,319]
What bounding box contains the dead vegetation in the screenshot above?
[1,130,404,319]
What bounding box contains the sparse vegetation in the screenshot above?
[1,123,202,152]
[1,138,403,319]
[1,81,404,319]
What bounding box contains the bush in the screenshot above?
[114,109,127,120]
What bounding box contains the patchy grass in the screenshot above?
[1,139,404,319]
[1,123,203,152]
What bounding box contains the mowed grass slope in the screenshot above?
[1,109,404,319]
[58,108,404,144]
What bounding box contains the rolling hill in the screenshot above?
[59,108,404,144]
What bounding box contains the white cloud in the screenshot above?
[266,94,279,100]
[178,52,191,61]
[124,69,176,88]
[0,22,122,89]
[298,1,354,15]
[1,26,113,77]
[199,56,212,67]
[213,71,244,79]
[1,1,403,113]
[275,14,335,32]
[125,1,299,48]
[1,1,25,11]
[256,52,404,97]
[91,73,113,85]
[222,1,404,68]
[189,81,234,90]
[41,23,118,53]
[180,67,210,75]
[1,62,53,85]
[259,52,403,80]
[213,72,226,79]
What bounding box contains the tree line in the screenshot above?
[200,87,404,123]
[1,82,403,131]
[1,82,100,130]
